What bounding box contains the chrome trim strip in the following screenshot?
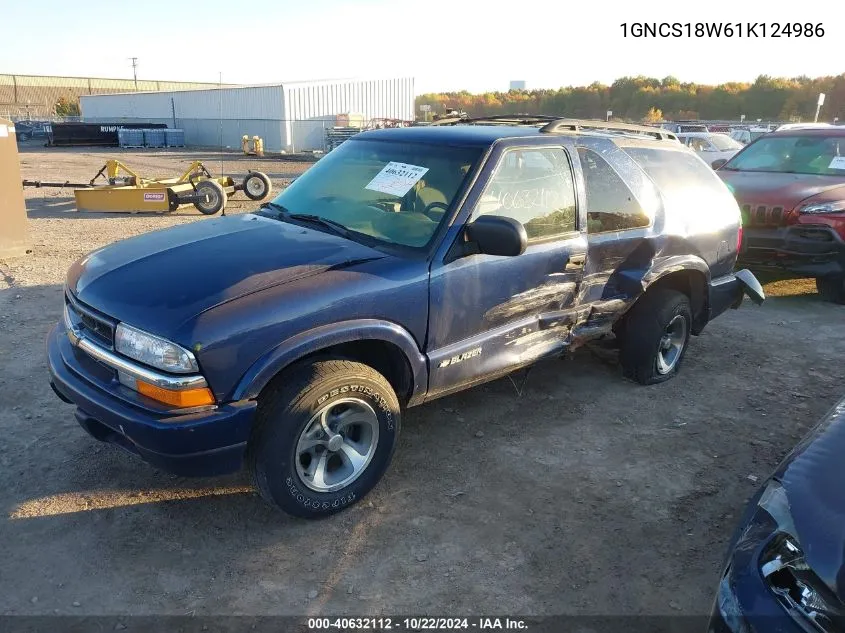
[65,290,115,347]
[67,327,208,391]
[710,273,737,287]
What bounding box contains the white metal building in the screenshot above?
[80,78,415,152]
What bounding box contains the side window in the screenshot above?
[473,147,577,241]
[577,147,651,234]
[688,137,708,152]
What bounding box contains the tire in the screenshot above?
[247,359,401,519]
[242,171,272,201]
[816,276,845,304]
[619,288,692,385]
[193,180,227,215]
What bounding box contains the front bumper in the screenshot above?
[708,494,821,633]
[738,225,845,278]
[47,324,257,476]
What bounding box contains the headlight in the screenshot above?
[114,323,199,374]
[758,482,844,632]
[800,200,845,215]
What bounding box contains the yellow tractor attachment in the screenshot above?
[22,159,272,215]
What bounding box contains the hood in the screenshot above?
[718,170,845,213]
[773,396,845,602]
[66,214,386,340]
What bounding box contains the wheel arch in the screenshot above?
[641,265,709,334]
[231,320,428,406]
[619,256,710,335]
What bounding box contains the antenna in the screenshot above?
[129,57,138,91]
[219,71,225,215]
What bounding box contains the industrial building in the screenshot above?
[0,74,225,119]
[80,78,415,152]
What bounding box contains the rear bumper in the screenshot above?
[738,225,845,278]
[47,324,257,476]
[706,269,765,325]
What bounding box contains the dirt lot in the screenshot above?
[2,144,844,620]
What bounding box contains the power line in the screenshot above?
[129,58,138,91]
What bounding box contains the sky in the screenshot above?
[1,0,840,94]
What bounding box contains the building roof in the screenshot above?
[80,77,414,99]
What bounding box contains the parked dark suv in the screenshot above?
[717,126,845,303]
[47,116,764,518]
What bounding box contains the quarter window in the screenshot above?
[473,147,577,241]
[577,148,651,234]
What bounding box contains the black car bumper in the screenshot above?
[738,225,845,278]
[707,269,766,320]
[47,324,257,476]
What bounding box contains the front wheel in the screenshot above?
[247,359,401,518]
[619,289,692,385]
[816,275,845,304]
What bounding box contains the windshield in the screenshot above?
[709,134,743,151]
[723,134,845,176]
[263,138,482,249]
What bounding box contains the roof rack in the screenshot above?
[430,114,560,126]
[539,119,678,141]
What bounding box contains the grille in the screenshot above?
[740,203,786,227]
[65,291,114,348]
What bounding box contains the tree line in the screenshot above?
[416,74,845,122]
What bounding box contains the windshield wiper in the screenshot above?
[259,201,290,214]
[258,203,376,244]
[286,213,355,239]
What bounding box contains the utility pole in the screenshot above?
[814,93,825,123]
[129,57,139,91]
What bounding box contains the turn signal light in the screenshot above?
[136,381,215,408]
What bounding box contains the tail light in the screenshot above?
[736,224,744,254]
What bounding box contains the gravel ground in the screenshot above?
[1,145,844,620]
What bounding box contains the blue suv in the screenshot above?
[47,116,765,518]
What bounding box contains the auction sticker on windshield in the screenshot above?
[365,162,429,197]
[829,156,845,170]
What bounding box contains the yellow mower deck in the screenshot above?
[23,159,271,214]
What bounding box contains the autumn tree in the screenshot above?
[54,96,80,117]
[644,107,663,123]
[415,73,845,122]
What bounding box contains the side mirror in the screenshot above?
[465,215,527,257]
[711,158,728,170]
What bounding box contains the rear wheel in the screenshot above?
[816,275,845,304]
[619,289,692,385]
[193,180,227,215]
[242,171,272,201]
[247,359,401,519]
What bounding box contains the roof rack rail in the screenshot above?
[430,114,560,126]
[539,119,678,141]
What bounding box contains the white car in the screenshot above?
[729,127,772,145]
[678,132,744,167]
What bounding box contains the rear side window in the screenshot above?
[624,147,739,233]
[577,148,650,234]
